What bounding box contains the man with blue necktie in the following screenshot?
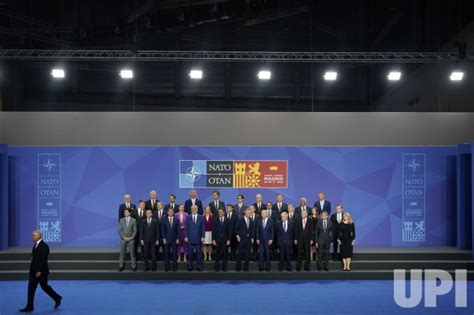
[185,205,205,271]
[256,210,274,271]
[277,212,295,271]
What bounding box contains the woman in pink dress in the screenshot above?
[175,204,189,262]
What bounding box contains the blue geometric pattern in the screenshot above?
[8,146,454,247]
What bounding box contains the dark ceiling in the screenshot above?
[0,0,473,111]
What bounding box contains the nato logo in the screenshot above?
[407,159,421,172]
[179,160,207,188]
[42,158,57,173]
[38,154,61,176]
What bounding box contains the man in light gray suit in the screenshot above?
[119,208,137,272]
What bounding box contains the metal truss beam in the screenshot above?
[0,49,472,63]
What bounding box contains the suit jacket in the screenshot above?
[288,212,301,224]
[161,215,179,243]
[330,212,344,240]
[265,208,278,222]
[295,205,311,216]
[212,217,232,243]
[315,219,333,244]
[164,203,179,213]
[29,241,50,276]
[185,214,205,244]
[250,213,260,236]
[119,217,137,239]
[252,202,266,215]
[225,211,238,239]
[209,200,226,216]
[184,198,203,214]
[145,198,160,212]
[276,221,295,247]
[314,200,332,215]
[140,218,160,243]
[272,202,288,214]
[118,203,136,221]
[295,217,314,244]
[131,208,146,226]
[256,218,274,243]
[234,203,248,217]
[153,209,166,222]
[235,217,254,242]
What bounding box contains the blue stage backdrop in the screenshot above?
[7,146,454,247]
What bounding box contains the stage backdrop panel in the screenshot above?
[8,146,454,247]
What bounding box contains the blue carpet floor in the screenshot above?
[1,280,473,315]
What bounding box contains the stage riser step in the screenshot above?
[1,261,473,271]
[0,252,471,261]
[1,271,473,281]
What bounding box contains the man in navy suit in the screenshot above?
[184,190,203,214]
[252,193,265,215]
[315,211,333,271]
[235,209,254,271]
[295,197,310,216]
[256,210,274,271]
[185,205,205,271]
[234,194,247,218]
[140,210,160,271]
[118,194,136,221]
[314,192,332,215]
[225,204,238,261]
[212,208,232,272]
[265,201,278,259]
[277,212,295,271]
[330,204,344,261]
[272,193,288,214]
[162,208,179,271]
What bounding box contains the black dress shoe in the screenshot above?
[187,267,193,272]
[19,307,34,312]
[172,267,178,272]
[54,296,62,309]
[132,267,137,272]
[197,267,203,272]
[296,268,301,272]
[164,267,170,272]
[265,268,271,272]
[222,268,227,272]
[317,268,322,271]
[324,267,329,271]
[118,266,124,272]
[304,268,310,272]
[235,268,241,272]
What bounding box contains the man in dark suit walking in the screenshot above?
[315,211,333,271]
[256,210,274,271]
[277,212,295,271]
[140,210,160,271]
[185,205,205,271]
[235,209,254,271]
[20,230,62,313]
[118,193,136,221]
[162,208,179,271]
[212,208,232,271]
[295,209,314,271]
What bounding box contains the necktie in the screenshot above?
[159,210,162,219]
[284,221,287,232]
[126,217,129,227]
[290,213,293,220]
[126,203,129,209]
[193,215,196,223]
[139,209,142,218]
[269,210,271,217]
[303,218,306,229]
[258,203,260,209]
[278,203,281,210]
[152,200,154,208]
[323,220,327,230]
[246,218,249,229]
[221,217,224,224]
[148,219,151,226]
[171,203,174,209]
[263,219,266,229]
[227,214,231,220]
[215,201,218,210]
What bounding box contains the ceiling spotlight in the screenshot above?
[323,71,337,81]
[189,69,203,79]
[449,71,464,81]
[50,68,65,79]
[257,70,271,80]
[387,71,402,81]
[119,69,133,79]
